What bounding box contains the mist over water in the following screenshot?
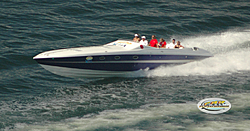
[1,0,250,130]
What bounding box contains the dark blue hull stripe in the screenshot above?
[34,55,210,71]
[37,63,183,71]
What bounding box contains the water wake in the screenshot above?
[141,30,250,77]
[9,93,250,131]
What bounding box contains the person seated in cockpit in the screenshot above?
[133,34,140,42]
[149,35,158,47]
[175,41,184,49]
[158,38,166,48]
[139,36,148,46]
[166,39,175,49]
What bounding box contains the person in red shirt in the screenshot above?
[149,35,158,47]
[158,38,166,48]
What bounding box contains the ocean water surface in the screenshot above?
[0,0,250,130]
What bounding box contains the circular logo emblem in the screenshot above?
[197,98,231,114]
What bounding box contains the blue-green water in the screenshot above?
[1,1,250,130]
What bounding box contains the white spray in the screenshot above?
[144,30,250,77]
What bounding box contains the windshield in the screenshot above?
[104,40,141,49]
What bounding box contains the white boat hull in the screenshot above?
[40,64,139,78]
[34,40,213,78]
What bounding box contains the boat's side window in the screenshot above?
[133,56,139,60]
[114,56,121,60]
[99,56,105,60]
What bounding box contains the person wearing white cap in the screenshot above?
[133,34,140,42]
[139,36,148,46]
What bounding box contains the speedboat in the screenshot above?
[33,40,213,77]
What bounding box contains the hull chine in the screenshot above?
[39,64,140,78]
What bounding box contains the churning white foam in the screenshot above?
[144,30,250,77]
[181,30,250,52]
[9,93,250,131]
[146,49,250,77]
